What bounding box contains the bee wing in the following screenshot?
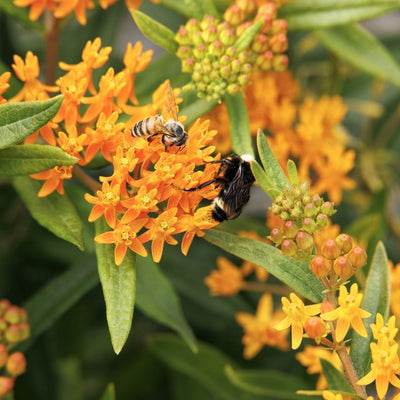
[162,83,179,121]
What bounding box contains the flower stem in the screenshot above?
[44,10,60,85]
[73,166,101,192]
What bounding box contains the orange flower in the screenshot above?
[95,219,148,265]
[13,0,56,20]
[54,0,95,25]
[57,125,87,165]
[390,261,400,318]
[0,72,11,104]
[30,165,74,197]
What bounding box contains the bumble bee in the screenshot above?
[187,154,255,222]
[132,83,188,150]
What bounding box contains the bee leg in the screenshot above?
[184,177,225,192]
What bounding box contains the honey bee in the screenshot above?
[132,83,188,150]
[186,154,255,222]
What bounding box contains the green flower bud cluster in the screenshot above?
[268,182,336,260]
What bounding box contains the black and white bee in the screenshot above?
[187,154,255,222]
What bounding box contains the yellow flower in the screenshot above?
[204,257,243,296]
[0,72,11,104]
[389,261,400,318]
[322,391,352,400]
[236,293,289,358]
[274,293,321,349]
[371,313,398,344]
[321,283,371,342]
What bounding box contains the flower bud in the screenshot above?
[0,344,8,368]
[0,300,10,317]
[316,213,328,228]
[279,211,290,221]
[200,15,217,30]
[223,5,244,26]
[290,207,303,219]
[321,201,335,216]
[219,27,236,46]
[304,316,326,343]
[282,198,293,210]
[321,239,342,260]
[236,21,253,37]
[348,246,367,269]
[270,227,283,245]
[176,45,191,59]
[292,185,303,198]
[251,33,269,53]
[256,50,274,70]
[321,300,335,314]
[182,57,194,73]
[238,74,250,86]
[236,0,256,14]
[192,30,204,46]
[302,217,317,233]
[4,306,21,325]
[201,24,218,43]
[0,376,14,397]
[272,19,288,35]
[333,256,354,278]
[220,66,231,79]
[227,83,240,95]
[283,220,299,238]
[6,352,26,377]
[209,40,224,57]
[281,238,297,257]
[270,203,281,215]
[19,322,31,341]
[295,231,314,251]
[304,202,318,218]
[257,3,278,19]
[186,18,200,32]
[5,324,21,343]
[270,33,288,53]
[226,46,237,57]
[335,234,353,254]
[310,256,331,278]
[256,12,274,34]
[273,54,289,72]
[175,26,190,45]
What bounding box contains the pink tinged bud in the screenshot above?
[251,33,269,53]
[321,300,335,314]
[295,231,314,251]
[321,239,342,260]
[209,40,224,56]
[186,18,200,32]
[270,33,288,53]
[273,54,289,72]
[19,322,31,341]
[290,207,302,219]
[5,324,21,343]
[220,28,236,46]
[0,376,14,397]
[175,26,190,45]
[257,51,274,70]
[192,30,204,45]
[257,3,278,19]
[283,220,299,238]
[223,5,244,26]
[304,316,326,343]
[226,46,237,57]
[316,213,328,228]
[270,227,283,245]
[335,233,353,254]
[201,24,218,43]
[0,344,8,368]
[310,256,331,278]
[280,211,290,221]
[272,19,288,35]
[256,13,273,34]
[0,318,7,333]
[236,21,253,37]
[220,66,231,79]
[304,202,318,218]
[302,217,317,233]
[200,15,217,30]
[6,352,26,377]
[348,246,367,269]
[0,300,11,317]
[182,58,194,73]
[4,306,21,325]
[238,74,250,86]
[281,238,297,257]
[236,0,256,14]
[321,201,335,215]
[177,45,191,59]
[231,59,242,72]
[193,43,206,59]
[333,256,354,278]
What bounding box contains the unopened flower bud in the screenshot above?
[227,83,240,95]
[252,33,269,53]
[202,24,218,43]
[4,306,21,325]
[175,26,190,45]
[6,352,26,377]
[226,46,237,57]
[19,322,30,341]
[295,231,314,250]
[304,202,318,218]
[5,324,21,343]
[220,66,231,79]
[256,12,273,34]
[348,246,367,269]
[186,18,200,32]
[176,45,191,59]
[281,238,297,257]
[316,213,328,228]
[310,256,331,278]
[290,207,302,219]
[321,300,335,314]
[302,217,317,233]
[335,234,353,254]
[236,0,256,14]
[270,227,283,244]
[333,256,354,278]
[18,308,27,323]
[292,185,302,198]
[273,54,289,71]
[280,211,290,221]
[236,21,253,37]
[257,51,274,70]
[283,220,299,238]
[0,377,14,397]
[209,40,224,56]
[282,198,293,210]
[192,30,204,46]
[272,19,288,34]
[0,344,8,368]
[270,33,288,53]
[238,74,250,86]
[321,239,342,260]
[321,201,335,215]
[0,300,10,317]
[224,5,244,26]
[0,318,6,335]
[257,3,278,19]
[220,27,236,46]
[302,193,312,204]
[182,57,194,73]
[200,15,217,30]
[231,59,242,72]
[304,316,326,343]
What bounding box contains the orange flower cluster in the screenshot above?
[3,38,224,264]
[208,71,356,203]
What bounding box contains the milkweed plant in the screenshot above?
[0,0,400,398]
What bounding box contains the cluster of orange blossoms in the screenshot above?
[0,300,30,397]
[208,71,356,204]
[1,38,227,264]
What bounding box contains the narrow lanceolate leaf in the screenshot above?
[224,365,311,399]
[136,257,198,352]
[16,258,99,352]
[287,160,299,186]
[204,229,324,302]
[320,359,354,392]
[0,95,63,149]
[234,19,263,52]
[0,145,77,176]
[12,176,84,250]
[314,24,400,88]
[257,130,290,193]
[95,219,136,354]
[130,10,178,54]
[280,0,400,30]
[183,0,219,19]
[149,334,240,400]
[350,242,390,377]
[224,93,255,157]
[100,383,116,400]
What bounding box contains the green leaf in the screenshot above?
[257,130,290,192]
[234,19,263,52]
[251,161,274,195]
[0,95,63,149]
[224,92,255,157]
[17,258,99,352]
[320,359,353,392]
[0,0,44,32]
[183,0,219,19]
[95,219,136,354]
[100,383,116,400]
[204,229,324,302]
[350,241,390,377]
[280,0,400,30]
[149,334,240,400]
[136,256,198,352]
[130,9,178,54]
[0,144,77,176]
[224,365,311,399]
[314,24,400,87]
[12,176,85,250]
[287,160,299,186]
